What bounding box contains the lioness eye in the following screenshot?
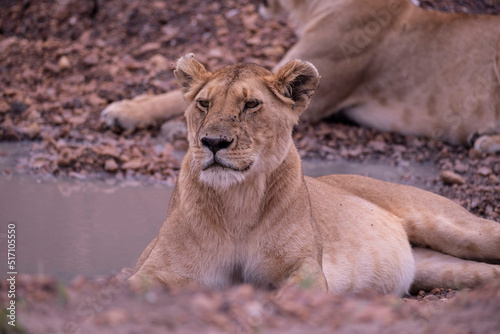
[245,100,259,109]
[197,100,209,110]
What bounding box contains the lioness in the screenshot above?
[101,0,500,153]
[130,54,500,295]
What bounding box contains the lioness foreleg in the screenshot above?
[279,258,328,292]
[100,90,186,130]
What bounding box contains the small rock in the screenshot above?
[94,308,129,327]
[0,100,10,113]
[367,140,387,153]
[88,93,107,107]
[0,36,18,53]
[92,146,120,158]
[161,24,180,40]
[83,54,99,66]
[453,161,468,173]
[121,158,146,170]
[423,294,439,302]
[0,115,19,140]
[122,54,142,70]
[149,54,169,70]
[225,9,239,19]
[68,171,87,180]
[208,48,224,59]
[18,123,41,139]
[136,42,161,55]
[262,45,285,58]
[439,170,466,185]
[44,62,60,74]
[104,159,119,173]
[468,148,483,160]
[332,129,348,140]
[50,114,64,125]
[57,148,78,167]
[470,197,480,209]
[242,13,259,31]
[393,145,407,153]
[476,167,492,176]
[4,88,18,96]
[345,147,362,158]
[58,56,71,70]
[66,115,87,127]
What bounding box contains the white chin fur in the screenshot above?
[199,168,247,189]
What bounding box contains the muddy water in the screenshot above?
[0,143,436,282]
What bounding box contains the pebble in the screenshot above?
[57,148,77,167]
[44,62,60,74]
[104,159,119,172]
[25,124,41,139]
[149,54,169,70]
[440,170,466,185]
[423,295,440,302]
[121,158,146,170]
[367,140,387,153]
[477,167,492,176]
[58,56,71,70]
[94,308,130,326]
[83,54,99,66]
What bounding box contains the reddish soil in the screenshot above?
[1,273,499,334]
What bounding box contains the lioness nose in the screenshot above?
[201,136,233,154]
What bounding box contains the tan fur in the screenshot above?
[130,55,500,295]
[101,0,500,152]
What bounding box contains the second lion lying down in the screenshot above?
[102,0,500,152]
[131,54,500,295]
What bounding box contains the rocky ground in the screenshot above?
[1,0,500,333]
[1,273,499,334]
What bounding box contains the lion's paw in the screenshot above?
[100,95,156,130]
[472,134,500,153]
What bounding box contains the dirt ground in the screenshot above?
[1,273,500,334]
[1,0,500,333]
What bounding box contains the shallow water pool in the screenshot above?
[0,143,436,282]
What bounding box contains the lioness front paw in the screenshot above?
[470,133,500,153]
[100,95,157,130]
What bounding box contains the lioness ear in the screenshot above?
[273,60,320,114]
[174,53,212,102]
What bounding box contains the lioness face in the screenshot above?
[174,54,320,189]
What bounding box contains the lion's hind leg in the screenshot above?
[406,210,500,265]
[411,247,500,293]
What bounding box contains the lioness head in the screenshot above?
[174,54,320,189]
